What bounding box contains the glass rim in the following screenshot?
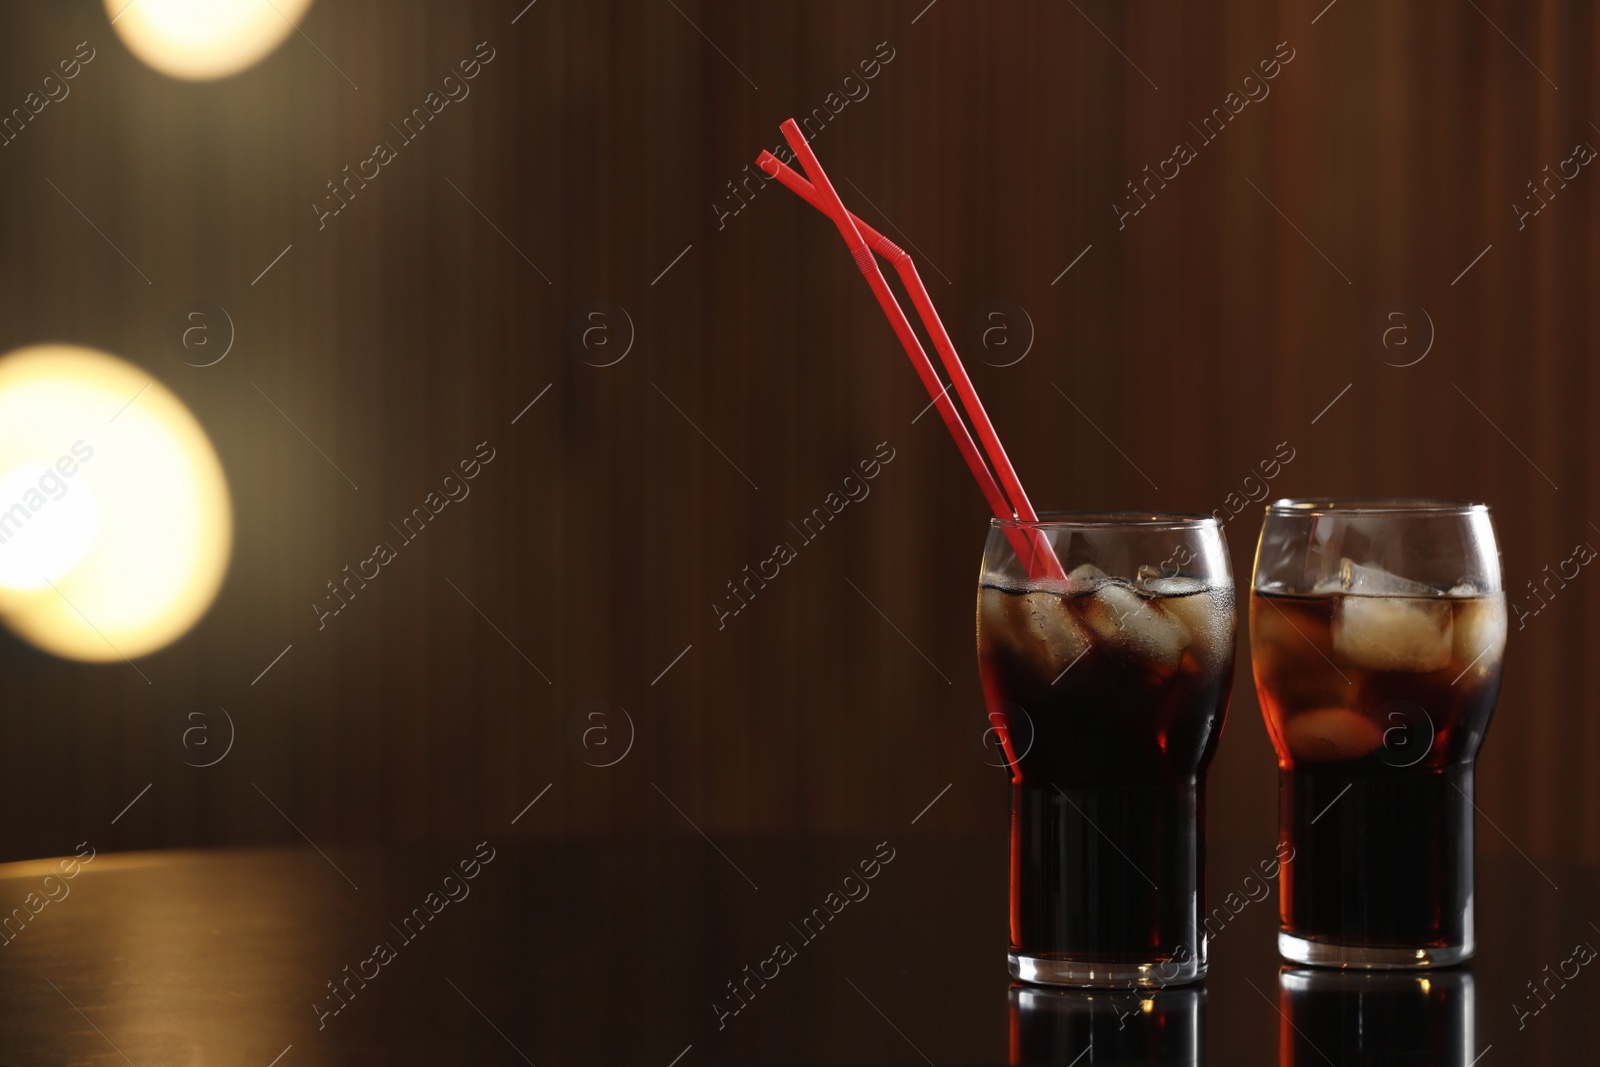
[990,510,1219,531]
[1264,497,1490,517]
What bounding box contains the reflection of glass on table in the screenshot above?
[1008,983,1204,1066]
[1278,967,1474,1067]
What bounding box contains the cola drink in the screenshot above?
[978,563,1234,985]
[1251,567,1506,963]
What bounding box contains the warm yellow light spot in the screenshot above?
[0,345,232,661]
[0,462,100,590]
[104,0,315,81]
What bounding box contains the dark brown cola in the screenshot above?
[978,574,1234,976]
[1251,589,1505,957]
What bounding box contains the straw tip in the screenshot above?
[777,119,813,163]
[754,150,780,175]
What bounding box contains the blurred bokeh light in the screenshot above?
[104,0,314,81]
[0,345,231,661]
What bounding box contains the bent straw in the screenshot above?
[763,126,1064,579]
[756,152,1046,538]
[769,123,1054,578]
[766,125,1010,528]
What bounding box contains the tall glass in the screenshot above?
[1250,500,1506,968]
[977,514,1235,987]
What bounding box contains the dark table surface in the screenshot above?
[0,835,1590,1065]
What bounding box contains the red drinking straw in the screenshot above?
[763,122,1064,580]
[756,153,1046,530]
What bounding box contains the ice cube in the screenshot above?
[1311,574,1344,595]
[1136,563,1205,590]
[1251,599,1348,703]
[980,586,1089,677]
[1023,591,1090,667]
[1339,559,1437,595]
[1161,585,1234,671]
[1249,598,1305,656]
[1082,582,1192,669]
[1066,562,1108,586]
[1452,595,1507,683]
[1139,573,1208,597]
[1333,595,1453,673]
[978,586,1011,627]
[1284,707,1384,762]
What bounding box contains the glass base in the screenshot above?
[1278,930,1474,970]
[1009,952,1206,988]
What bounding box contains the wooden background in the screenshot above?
[0,0,1594,871]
